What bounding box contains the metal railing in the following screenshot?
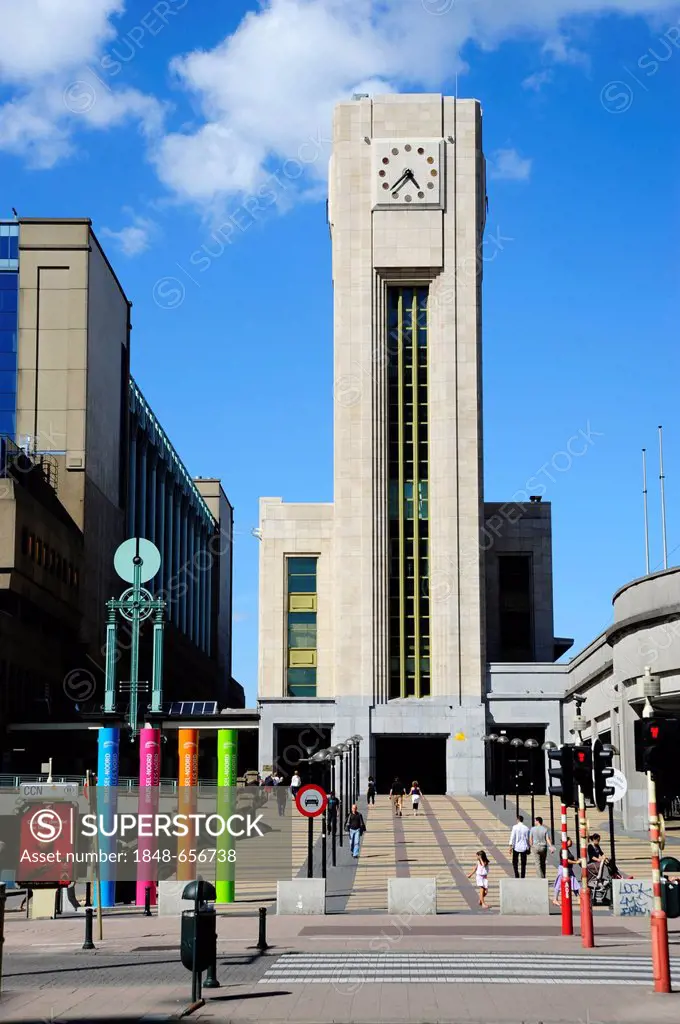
[0,435,58,492]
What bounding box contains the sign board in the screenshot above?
[19,783,79,801]
[607,769,627,804]
[17,803,75,887]
[295,784,328,818]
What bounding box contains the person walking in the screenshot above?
[327,790,340,834]
[367,776,376,805]
[553,837,581,906]
[468,850,491,909]
[529,815,554,879]
[409,781,423,816]
[345,803,366,858]
[290,771,302,798]
[275,777,287,817]
[508,814,530,878]
[390,777,405,817]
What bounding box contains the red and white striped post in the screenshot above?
[560,802,573,936]
[648,768,671,992]
[578,786,594,947]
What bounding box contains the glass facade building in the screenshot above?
[0,223,19,438]
[128,378,218,654]
[387,286,430,699]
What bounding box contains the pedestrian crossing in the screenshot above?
[259,951,680,985]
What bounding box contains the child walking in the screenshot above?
[409,781,423,816]
[468,850,490,909]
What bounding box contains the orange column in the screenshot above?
[177,729,199,881]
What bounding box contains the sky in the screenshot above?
[1,0,679,705]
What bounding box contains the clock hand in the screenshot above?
[409,170,421,189]
[390,170,409,194]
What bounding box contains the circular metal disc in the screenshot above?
[114,538,162,583]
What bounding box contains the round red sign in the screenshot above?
[295,784,328,818]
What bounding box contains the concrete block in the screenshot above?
[387,877,437,915]
[499,878,550,915]
[613,878,653,917]
[29,887,58,920]
[157,880,195,917]
[277,879,326,915]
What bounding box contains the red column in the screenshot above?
[560,802,573,936]
[648,773,671,993]
[578,787,594,947]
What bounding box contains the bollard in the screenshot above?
[257,906,270,952]
[85,882,92,907]
[0,883,6,996]
[144,885,152,917]
[82,907,95,950]
[203,950,220,989]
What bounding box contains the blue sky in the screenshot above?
[1,1,679,704]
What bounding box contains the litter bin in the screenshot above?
[179,880,217,1003]
[661,879,680,919]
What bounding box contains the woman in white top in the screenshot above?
[468,850,490,909]
[409,781,423,816]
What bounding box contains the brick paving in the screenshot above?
[3,796,680,1021]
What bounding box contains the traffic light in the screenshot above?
[548,745,575,807]
[593,738,615,812]
[572,745,594,803]
[634,717,680,777]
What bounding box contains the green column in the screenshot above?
[216,729,237,903]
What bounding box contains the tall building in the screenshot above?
[0,218,240,775]
[258,95,489,791]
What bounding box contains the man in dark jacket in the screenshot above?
[345,803,366,858]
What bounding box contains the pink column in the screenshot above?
[136,727,161,906]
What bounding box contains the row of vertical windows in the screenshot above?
[387,286,431,700]
[20,528,79,588]
[0,270,18,437]
[286,556,317,697]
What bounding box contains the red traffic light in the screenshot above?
[650,726,660,740]
[577,752,586,763]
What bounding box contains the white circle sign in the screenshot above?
[114,538,161,583]
[607,768,628,804]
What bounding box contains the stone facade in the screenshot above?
[258,94,488,792]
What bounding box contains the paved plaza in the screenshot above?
[2,795,679,1023]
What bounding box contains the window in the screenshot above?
[498,554,533,661]
[286,556,318,697]
[387,286,430,699]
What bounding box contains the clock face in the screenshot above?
[372,139,445,210]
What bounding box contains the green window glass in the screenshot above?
[286,556,318,697]
[387,286,430,700]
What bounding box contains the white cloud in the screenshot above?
[488,147,533,181]
[522,69,555,92]
[0,0,124,83]
[0,0,674,196]
[0,0,165,167]
[150,0,673,204]
[101,210,156,256]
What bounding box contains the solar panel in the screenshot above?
[163,701,219,716]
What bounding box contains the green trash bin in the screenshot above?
[661,878,680,919]
[660,856,680,874]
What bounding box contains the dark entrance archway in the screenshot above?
[487,725,546,799]
[274,725,333,789]
[374,735,447,794]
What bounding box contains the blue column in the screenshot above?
[127,426,137,537]
[187,510,194,644]
[165,475,173,599]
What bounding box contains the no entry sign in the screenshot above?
[295,784,328,818]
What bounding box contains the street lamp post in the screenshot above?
[510,737,524,817]
[542,741,557,842]
[524,738,539,821]
[496,735,509,810]
[311,750,329,880]
[483,734,499,800]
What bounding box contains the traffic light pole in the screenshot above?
[578,786,594,948]
[560,802,573,936]
[647,767,671,993]
[608,802,617,876]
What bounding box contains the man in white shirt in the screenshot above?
[290,771,302,797]
[508,814,531,878]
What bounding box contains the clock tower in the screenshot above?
[258,95,488,794]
